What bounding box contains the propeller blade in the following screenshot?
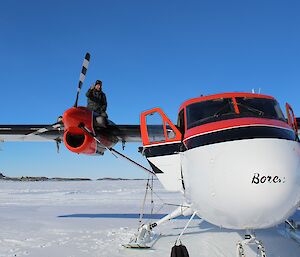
[25,121,63,137]
[74,52,91,107]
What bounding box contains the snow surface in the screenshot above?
[0,180,299,257]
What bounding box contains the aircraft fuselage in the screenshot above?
[141,92,300,229]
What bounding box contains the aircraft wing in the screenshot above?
[0,124,143,143]
[111,125,142,142]
[0,125,64,142]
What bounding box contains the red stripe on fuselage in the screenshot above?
[184,118,292,141]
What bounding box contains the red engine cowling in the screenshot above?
[62,107,97,155]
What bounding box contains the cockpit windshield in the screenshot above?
[186,97,285,129]
[186,98,235,129]
[235,97,285,121]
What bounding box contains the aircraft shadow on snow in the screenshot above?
[58,210,300,220]
[57,213,201,219]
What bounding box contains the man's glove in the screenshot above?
[90,84,95,90]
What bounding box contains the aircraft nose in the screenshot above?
[184,138,300,229]
[214,139,300,228]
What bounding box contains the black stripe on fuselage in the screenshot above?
[184,126,297,150]
[142,126,296,158]
[143,142,182,158]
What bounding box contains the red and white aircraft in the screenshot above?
[1,53,300,256]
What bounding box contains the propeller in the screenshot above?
[25,122,62,137]
[74,52,91,107]
[25,52,91,141]
[23,53,155,175]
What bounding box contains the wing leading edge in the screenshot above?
[0,124,144,143]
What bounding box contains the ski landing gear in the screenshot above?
[123,205,194,249]
[123,223,160,248]
[236,232,267,257]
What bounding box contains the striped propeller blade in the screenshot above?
[25,121,63,137]
[74,53,91,107]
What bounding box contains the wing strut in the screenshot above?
[79,124,156,176]
[110,147,156,176]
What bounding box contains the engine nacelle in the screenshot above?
[63,107,97,155]
[64,127,97,155]
[62,107,119,155]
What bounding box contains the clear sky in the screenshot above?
[0,0,300,178]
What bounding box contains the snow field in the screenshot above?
[0,180,299,257]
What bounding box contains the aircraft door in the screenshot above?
[140,108,182,145]
[286,103,298,133]
[140,108,184,192]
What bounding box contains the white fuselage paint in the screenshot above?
[181,138,300,229]
[149,153,183,192]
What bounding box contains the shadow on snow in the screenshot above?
[57,213,201,219]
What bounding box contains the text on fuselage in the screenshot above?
[251,173,286,184]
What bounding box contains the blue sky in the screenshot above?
[0,0,300,178]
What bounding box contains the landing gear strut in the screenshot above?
[123,205,193,249]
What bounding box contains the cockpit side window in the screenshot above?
[235,97,285,121]
[186,98,235,129]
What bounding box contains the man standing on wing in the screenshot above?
[86,80,108,127]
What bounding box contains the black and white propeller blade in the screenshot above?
[25,121,63,137]
[74,52,90,107]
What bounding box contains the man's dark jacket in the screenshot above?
[86,88,107,115]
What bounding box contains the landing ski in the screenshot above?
[122,233,160,249]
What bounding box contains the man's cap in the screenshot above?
[95,80,102,86]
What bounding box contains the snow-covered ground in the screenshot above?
[0,180,299,257]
